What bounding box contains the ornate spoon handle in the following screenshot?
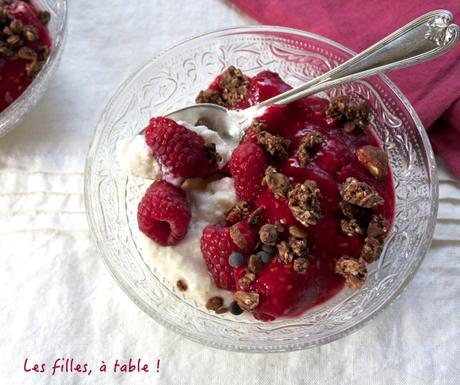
[253,10,459,108]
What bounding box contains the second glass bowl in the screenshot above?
[0,0,67,137]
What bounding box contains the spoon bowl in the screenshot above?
[164,103,237,140]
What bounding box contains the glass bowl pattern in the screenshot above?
[0,0,67,137]
[85,26,438,352]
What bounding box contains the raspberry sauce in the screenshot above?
[207,69,395,321]
[0,1,52,113]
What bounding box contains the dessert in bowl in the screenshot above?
[0,0,66,137]
[85,27,437,352]
[123,66,395,321]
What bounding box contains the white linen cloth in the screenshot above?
[0,1,459,384]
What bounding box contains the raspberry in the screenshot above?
[200,221,257,290]
[137,180,191,246]
[145,117,218,179]
[229,143,267,200]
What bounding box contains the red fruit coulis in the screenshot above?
[207,70,395,321]
[0,1,52,113]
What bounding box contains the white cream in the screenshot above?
[119,135,162,180]
[140,177,236,304]
[120,124,237,305]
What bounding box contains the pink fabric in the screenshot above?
[231,0,460,176]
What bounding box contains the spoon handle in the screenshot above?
[254,10,459,108]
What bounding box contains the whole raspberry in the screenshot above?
[145,117,218,178]
[200,221,257,290]
[229,143,267,200]
[137,180,191,246]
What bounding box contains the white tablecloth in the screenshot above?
[1,1,459,384]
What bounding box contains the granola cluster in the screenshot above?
[196,65,249,108]
[362,214,389,263]
[296,131,324,167]
[234,291,259,311]
[336,179,390,286]
[277,226,309,273]
[335,256,368,290]
[262,166,291,199]
[340,177,384,208]
[0,1,50,77]
[226,201,265,227]
[225,200,250,223]
[288,180,322,227]
[259,223,283,246]
[257,130,291,159]
[326,95,370,134]
[203,143,222,165]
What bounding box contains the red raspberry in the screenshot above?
[229,143,267,201]
[145,117,218,179]
[200,221,257,290]
[137,180,191,246]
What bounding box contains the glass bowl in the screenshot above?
[85,26,438,352]
[0,0,67,137]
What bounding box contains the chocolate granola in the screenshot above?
[0,3,50,77]
[287,180,321,227]
[340,218,364,237]
[361,236,383,263]
[288,236,308,257]
[218,66,249,106]
[238,271,256,289]
[203,142,222,164]
[335,256,368,290]
[259,223,283,246]
[339,201,370,221]
[296,131,324,167]
[262,166,291,199]
[247,206,265,226]
[230,224,247,249]
[248,254,264,274]
[196,66,249,107]
[257,131,290,159]
[277,240,295,264]
[234,291,259,311]
[195,88,225,106]
[293,257,309,273]
[367,215,389,240]
[340,177,384,208]
[225,200,250,223]
[326,95,370,134]
[176,279,188,292]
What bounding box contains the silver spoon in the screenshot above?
[149,10,459,142]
